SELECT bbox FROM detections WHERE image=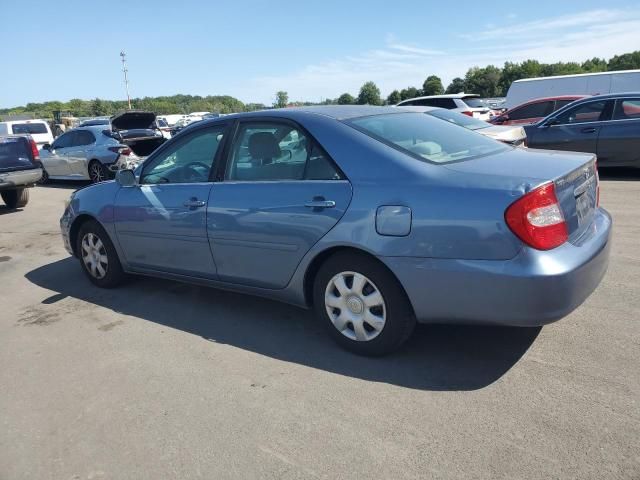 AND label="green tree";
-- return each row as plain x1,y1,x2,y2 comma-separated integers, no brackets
274,91,289,108
607,51,640,70
422,75,444,96
337,93,355,105
399,86,420,101
445,77,466,94
386,90,401,105
464,65,502,97
581,57,608,73
357,81,382,105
